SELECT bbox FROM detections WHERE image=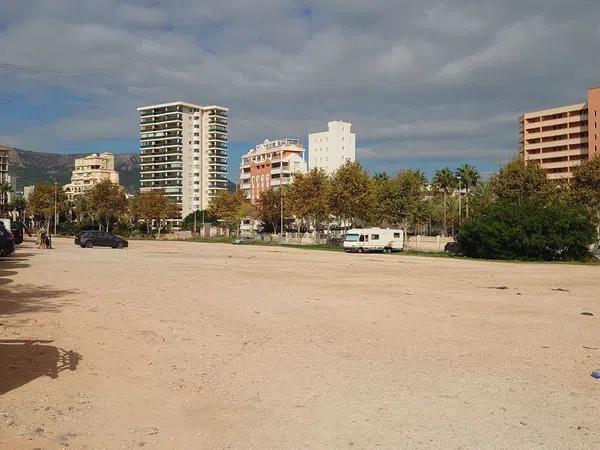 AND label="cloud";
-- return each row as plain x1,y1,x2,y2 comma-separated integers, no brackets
0,0,599,177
